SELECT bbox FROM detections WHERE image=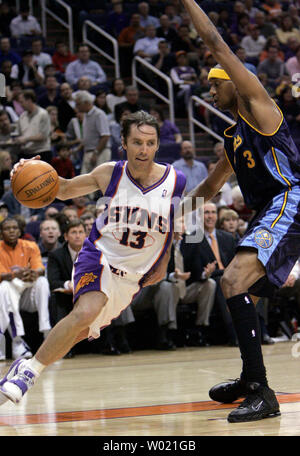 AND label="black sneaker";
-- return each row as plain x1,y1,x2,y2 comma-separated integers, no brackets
227,382,280,423
209,378,247,403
